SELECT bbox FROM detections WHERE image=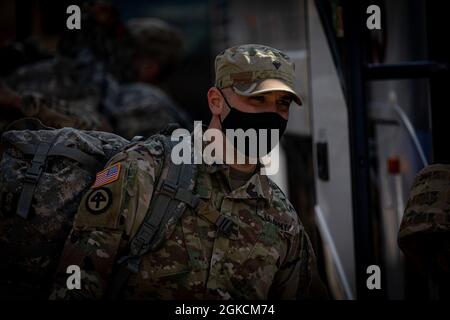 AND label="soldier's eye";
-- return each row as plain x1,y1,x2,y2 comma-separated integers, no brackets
251,96,265,103
278,99,292,108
